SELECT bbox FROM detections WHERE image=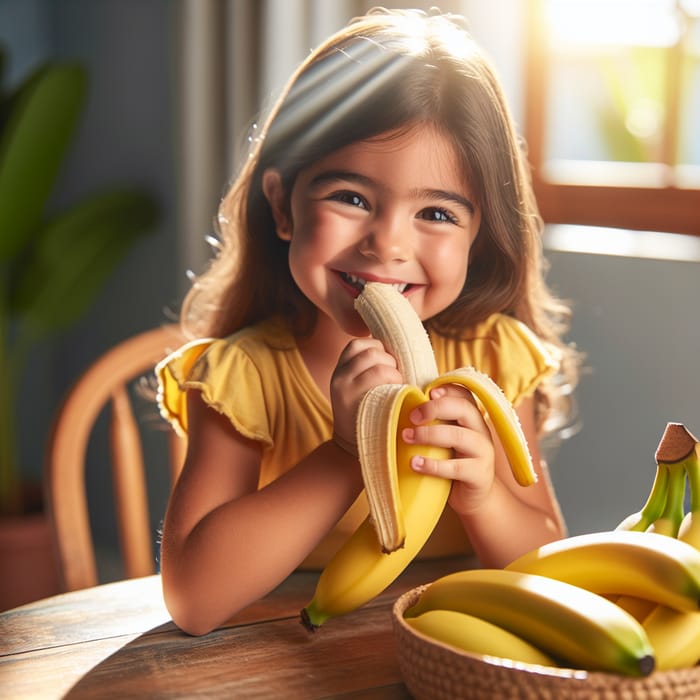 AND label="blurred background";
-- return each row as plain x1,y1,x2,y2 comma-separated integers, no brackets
1,0,698,585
